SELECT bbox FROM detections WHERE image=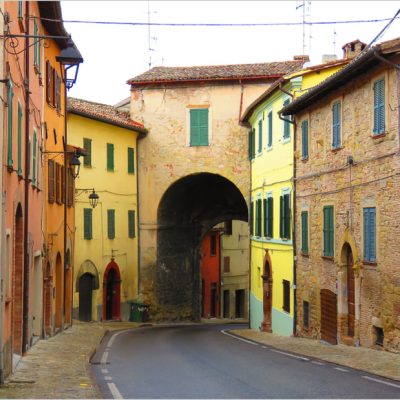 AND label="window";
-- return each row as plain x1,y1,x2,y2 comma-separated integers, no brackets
48,160,55,203
210,234,217,256
33,19,40,72
18,0,23,19
83,138,92,167
32,130,37,185
190,108,208,146
283,99,291,140
107,143,114,171
263,196,273,238
280,193,291,239
373,78,385,135
84,208,92,240
67,168,74,207
303,301,309,329
128,210,135,238
301,211,309,254
258,119,263,153
17,102,23,176
127,147,135,174
249,128,255,160
363,207,376,262
7,81,13,168
283,280,290,313
55,163,61,204
107,209,115,239
255,198,262,237
61,166,65,204
323,206,334,257
332,101,341,149
249,201,254,236
301,120,309,159
267,110,273,148
223,256,230,273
